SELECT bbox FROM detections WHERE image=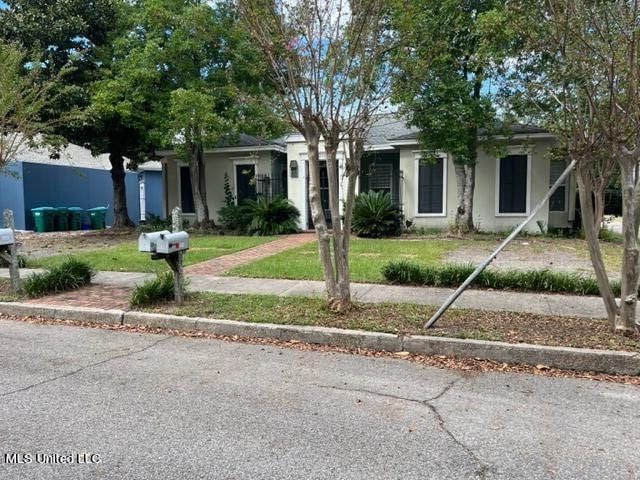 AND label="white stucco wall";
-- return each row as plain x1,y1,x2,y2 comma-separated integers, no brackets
163,150,273,224
399,137,571,233
164,135,572,233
